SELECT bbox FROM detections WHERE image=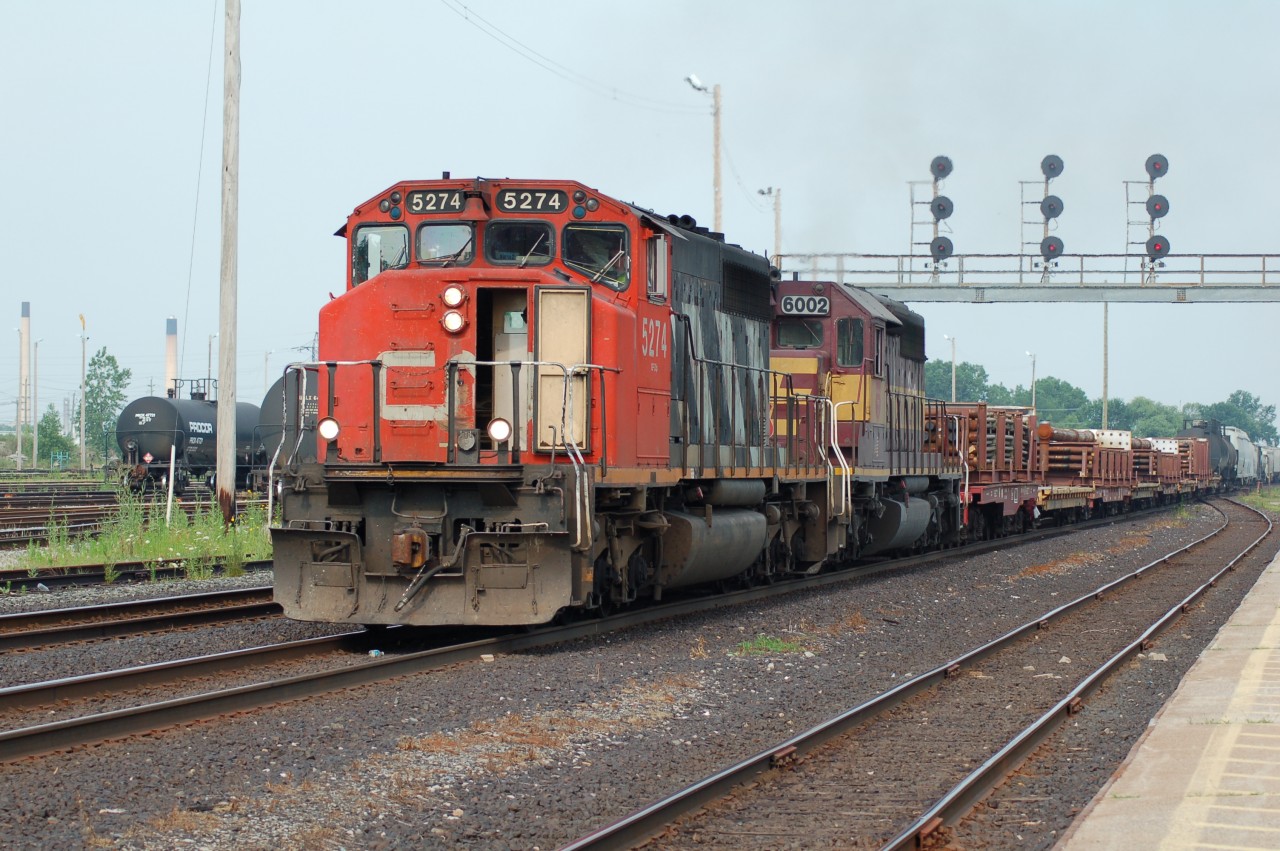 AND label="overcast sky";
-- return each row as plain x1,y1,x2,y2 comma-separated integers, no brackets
2,1,1276,432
